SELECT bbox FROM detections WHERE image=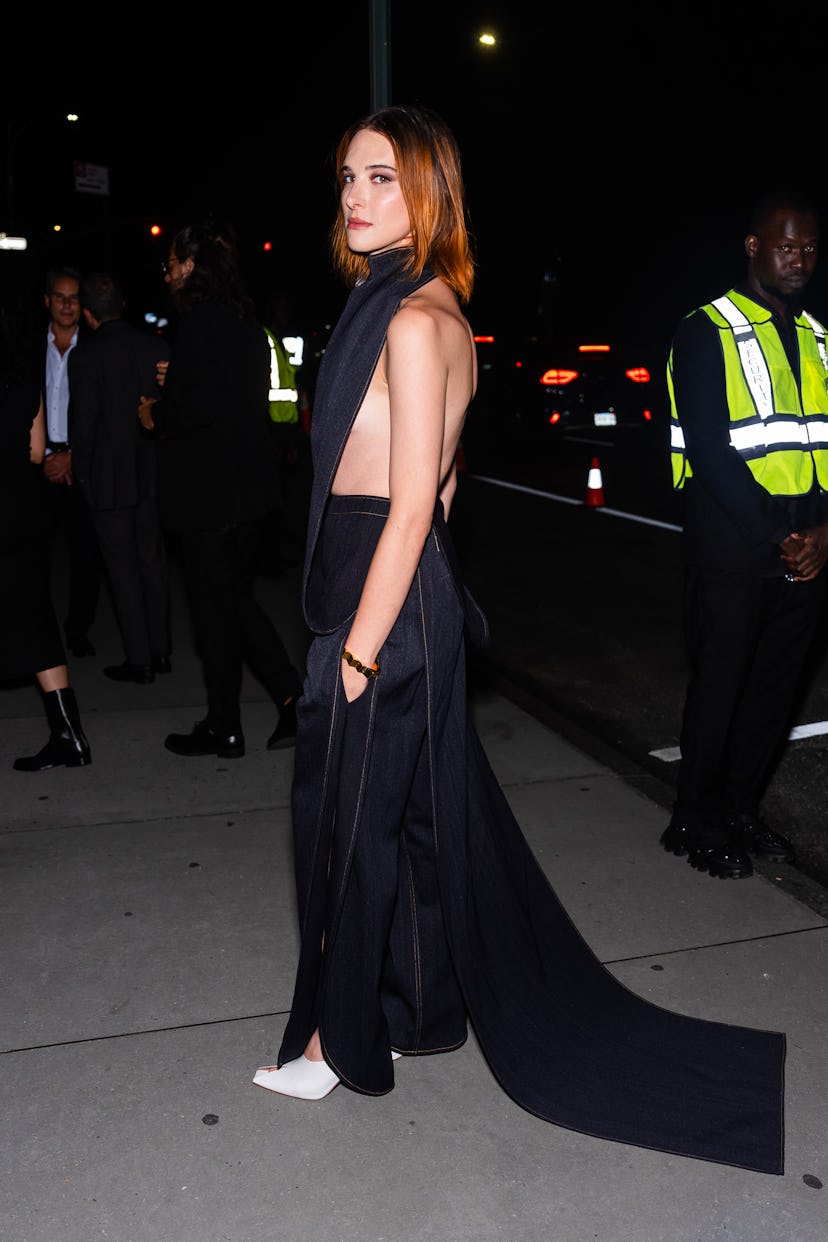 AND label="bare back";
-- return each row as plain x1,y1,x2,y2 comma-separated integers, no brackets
332,276,476,517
